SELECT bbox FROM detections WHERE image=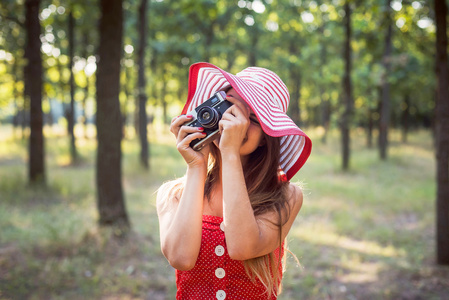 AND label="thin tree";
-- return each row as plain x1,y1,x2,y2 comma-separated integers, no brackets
25,0,45,184
434,0,449,265
68,8,78,162
289,41,301,126
317,0,330,144
379,0,393,160
401,94,410,144
137,0,149,169
160,67,168,124
248,24,260,67
319,24,329,144
96,0,129,229
341,0,353,171
81,32,90,139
